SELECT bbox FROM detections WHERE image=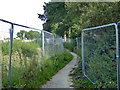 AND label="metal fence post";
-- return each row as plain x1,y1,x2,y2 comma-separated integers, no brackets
82,31,85,75
55,34,56,57
60,37,63,52
62,37,64,52
76,38,78,49
42,30,44,57
62,38,64,51
116,22,120,90
8,24,14,87
53,34,55,57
